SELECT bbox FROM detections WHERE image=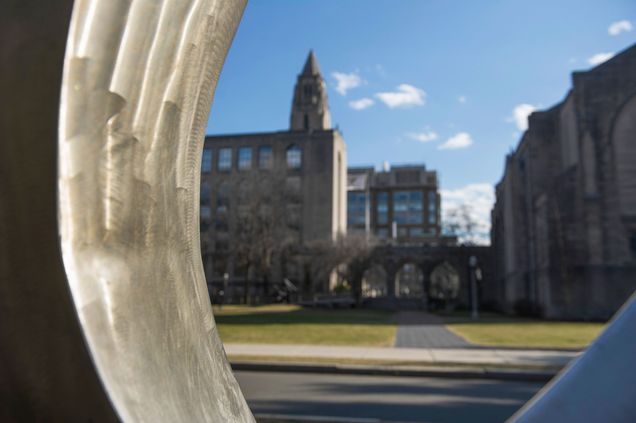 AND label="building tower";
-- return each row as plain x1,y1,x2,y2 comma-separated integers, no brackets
290,50,332,131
